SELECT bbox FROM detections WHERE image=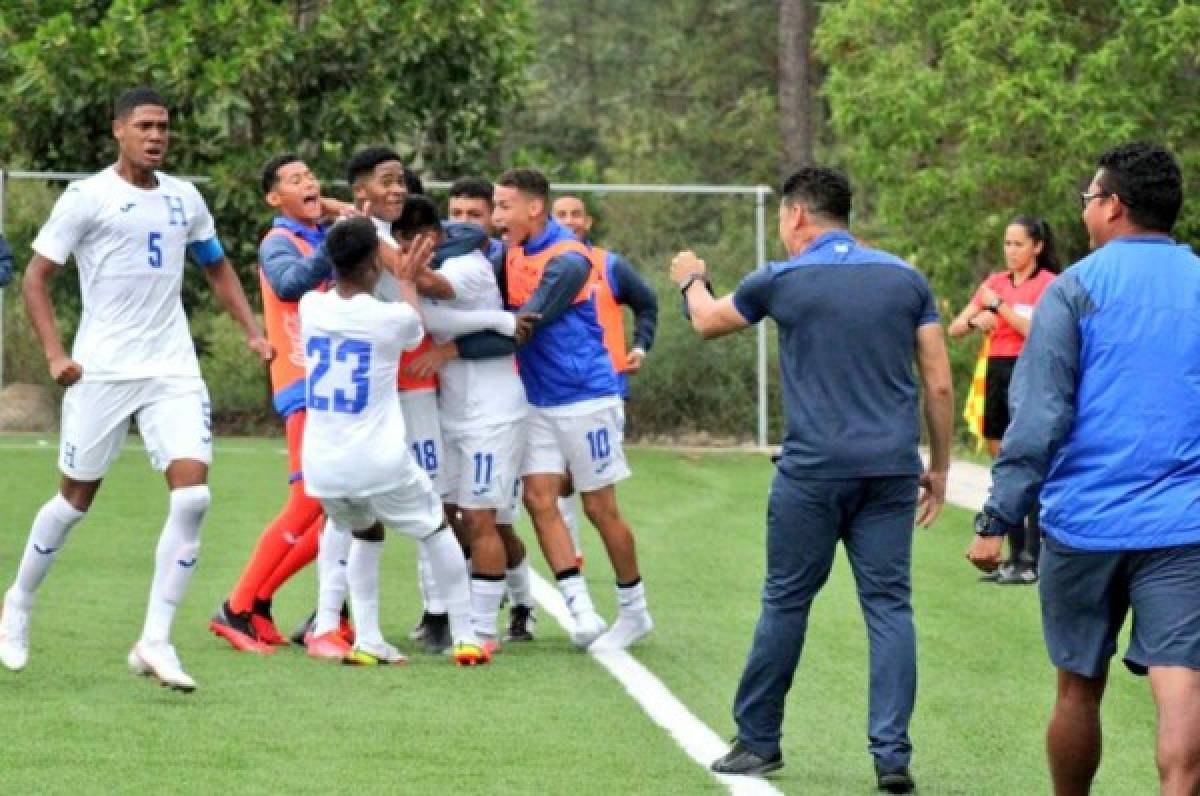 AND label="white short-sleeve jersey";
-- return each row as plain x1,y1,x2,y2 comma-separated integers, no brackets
299,290,425,498
425,250,528,432
31,167,218,381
